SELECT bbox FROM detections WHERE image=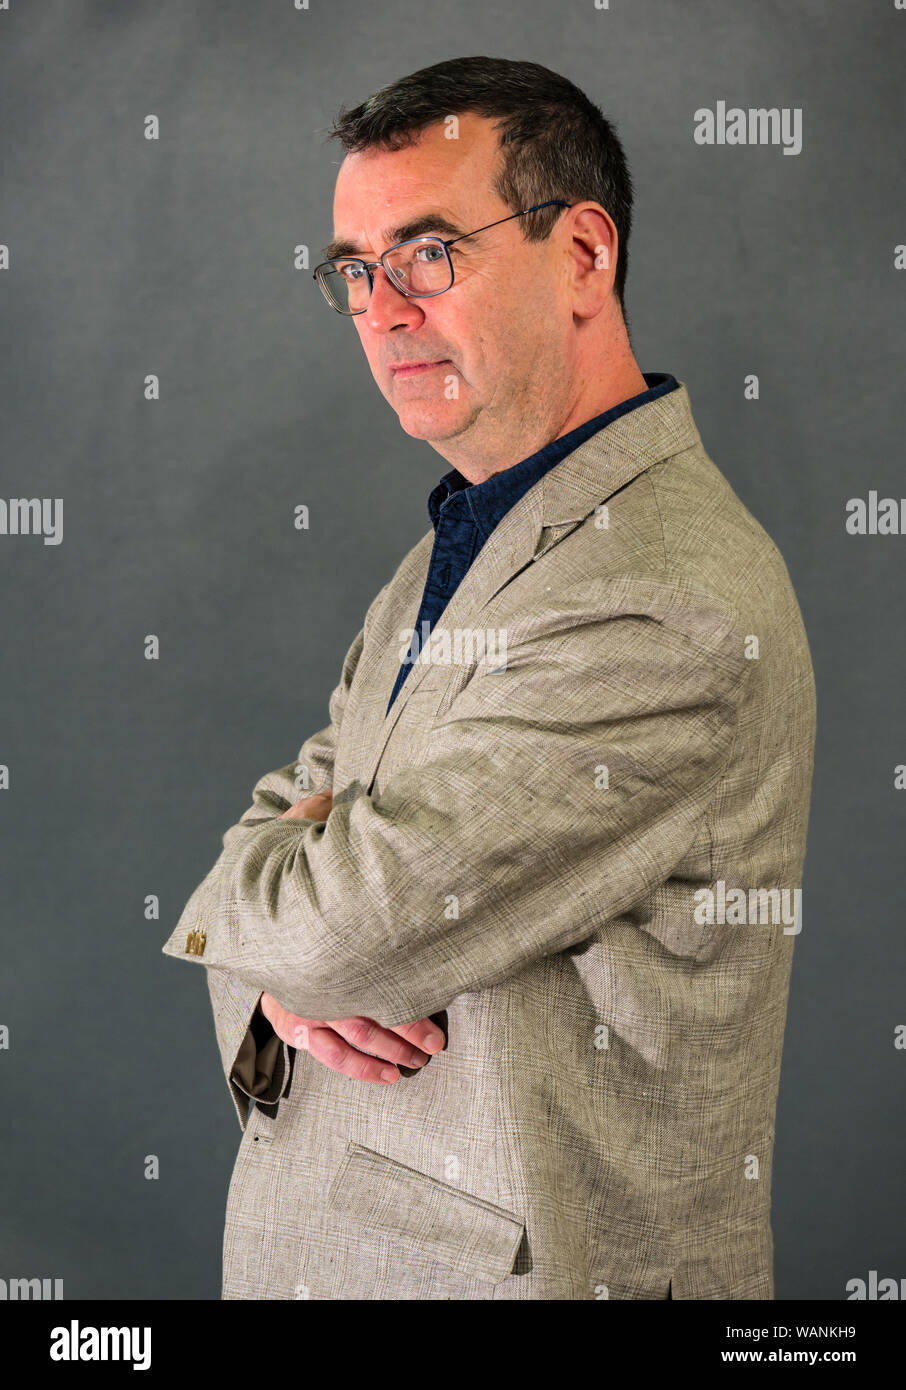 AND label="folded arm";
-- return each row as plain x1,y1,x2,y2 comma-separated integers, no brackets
164,574,752,1029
